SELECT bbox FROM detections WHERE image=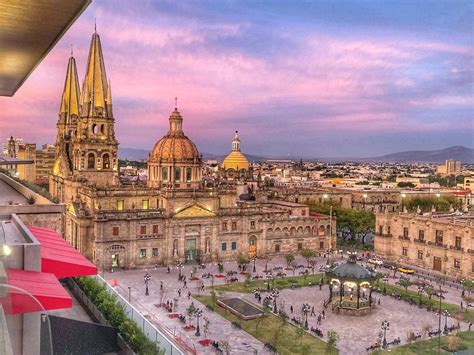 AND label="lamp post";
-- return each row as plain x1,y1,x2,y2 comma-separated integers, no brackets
253,256,257,273
302,303,310,330
443,310,450,335
144,273,151,296
195,308,203,336
417,286,424,307
381,320,389,349
128,286,131,303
